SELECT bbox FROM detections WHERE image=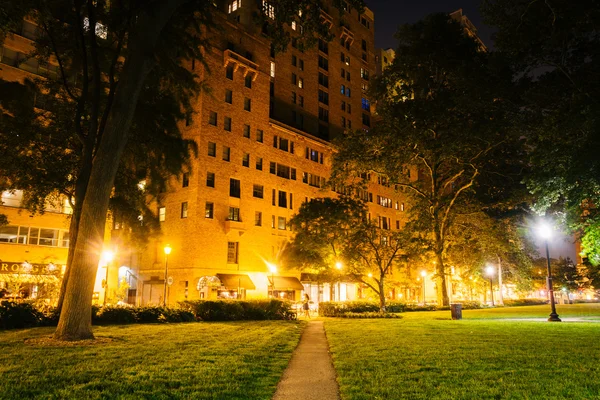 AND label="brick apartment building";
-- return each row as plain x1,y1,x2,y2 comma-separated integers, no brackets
0,2,419,306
